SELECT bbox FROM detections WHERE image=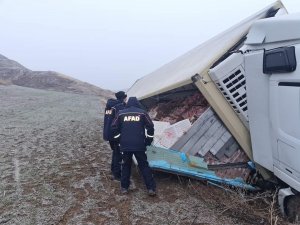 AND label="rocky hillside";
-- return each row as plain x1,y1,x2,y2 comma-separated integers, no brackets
0,54,113,98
